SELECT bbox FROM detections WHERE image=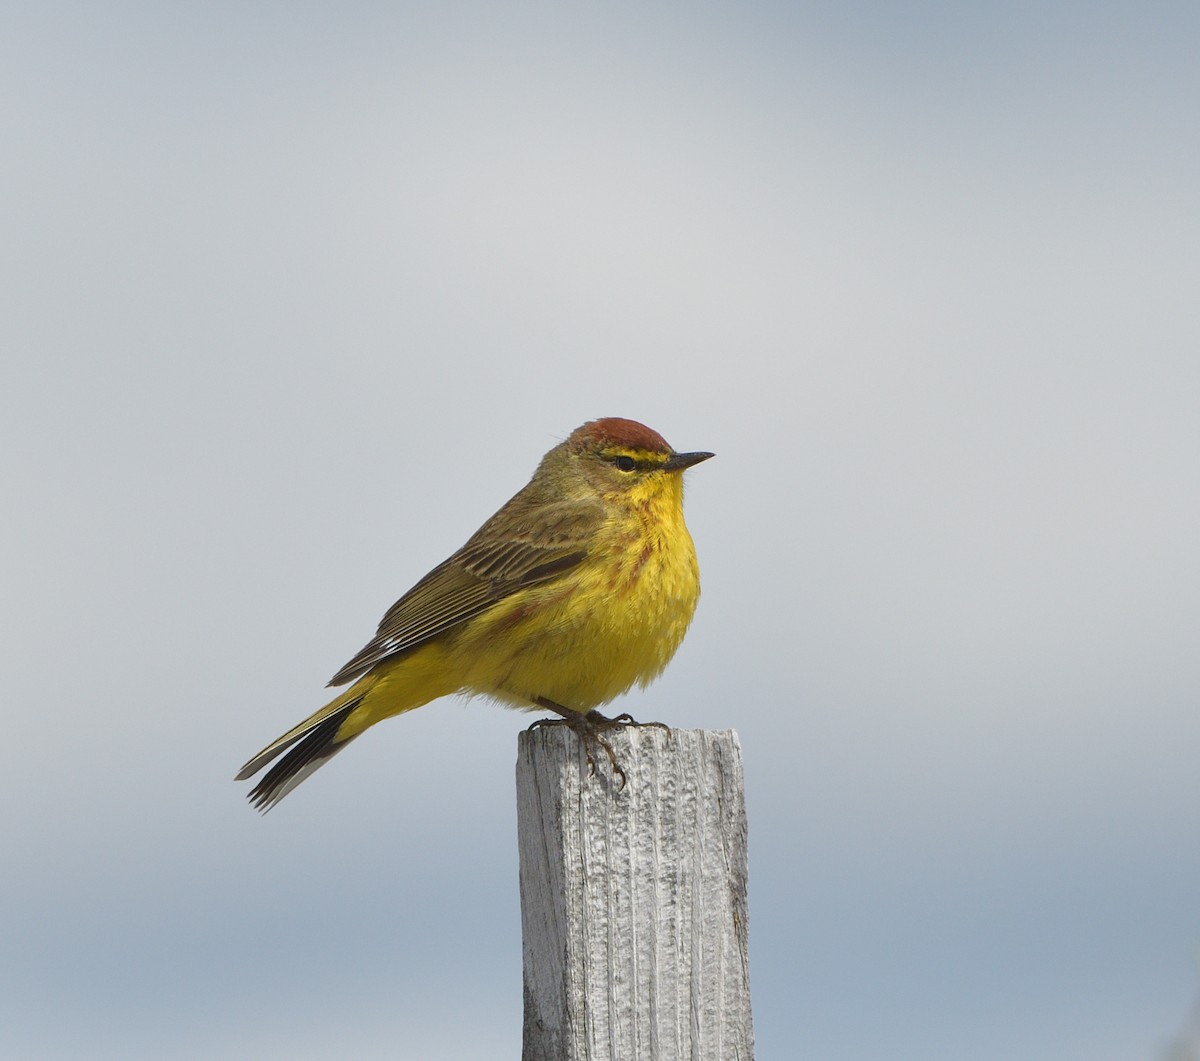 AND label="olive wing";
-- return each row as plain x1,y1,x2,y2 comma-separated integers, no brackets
327,498,599,686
